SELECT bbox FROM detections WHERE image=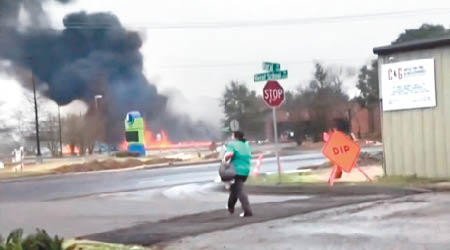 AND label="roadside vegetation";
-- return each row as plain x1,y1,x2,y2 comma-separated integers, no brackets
0,229,151,250
0,229,63,250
